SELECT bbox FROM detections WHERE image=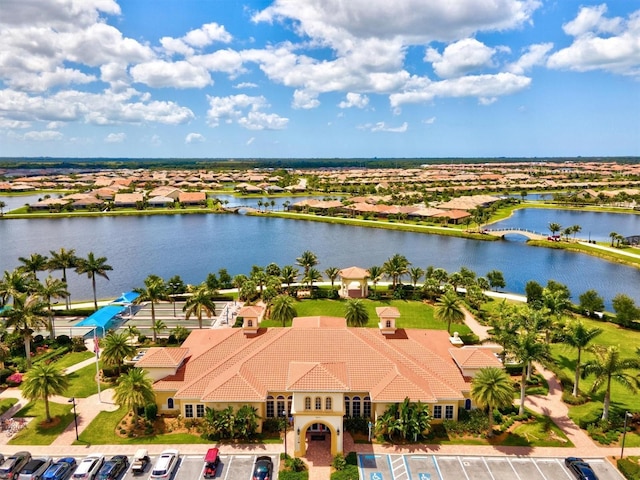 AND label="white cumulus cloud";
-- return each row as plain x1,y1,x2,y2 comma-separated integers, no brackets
339,92,369,108
105,132,126,143
207,94,288,130
359,121,408,133
185,133,205,143
426,38,498,78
